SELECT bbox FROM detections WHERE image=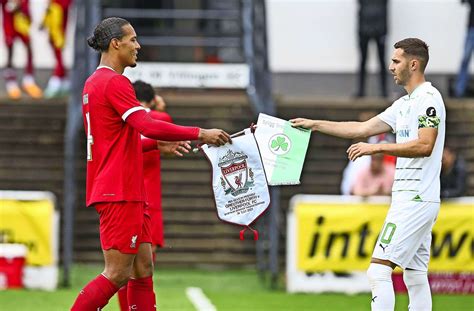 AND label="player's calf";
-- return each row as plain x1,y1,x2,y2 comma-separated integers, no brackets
367,263,395,311
403,269,431,311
